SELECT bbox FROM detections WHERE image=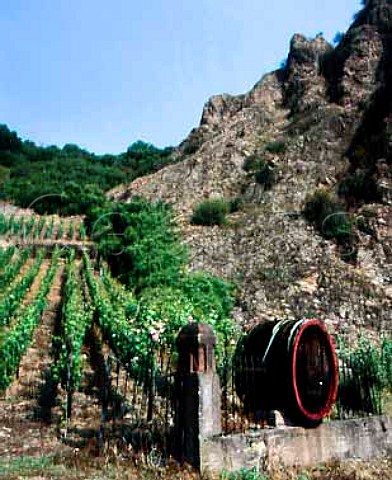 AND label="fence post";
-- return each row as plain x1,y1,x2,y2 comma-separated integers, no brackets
174,323,222,469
